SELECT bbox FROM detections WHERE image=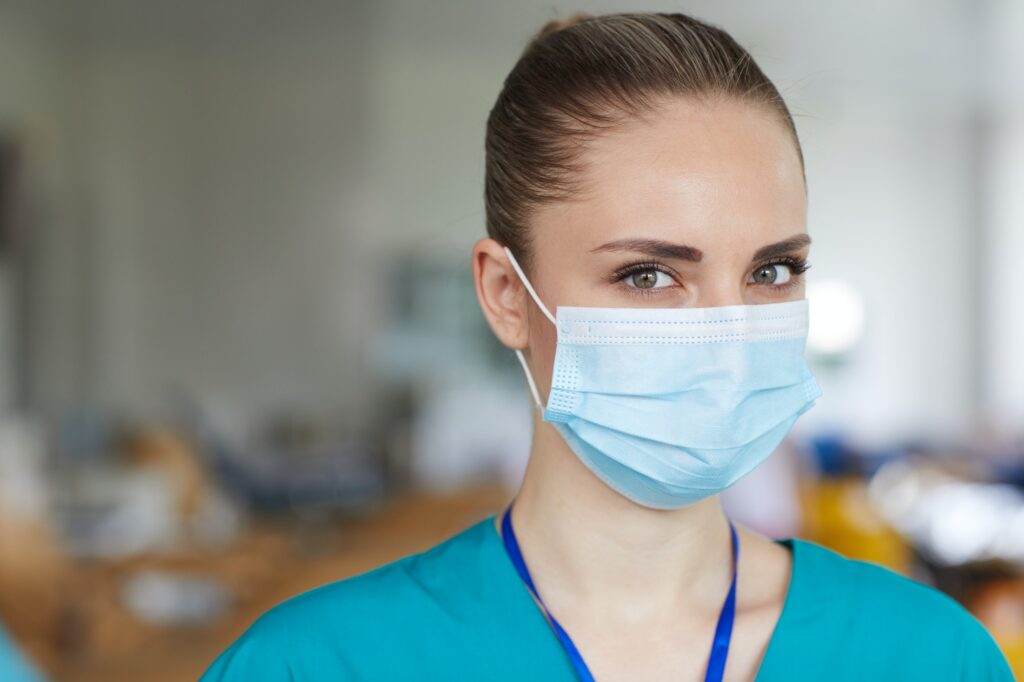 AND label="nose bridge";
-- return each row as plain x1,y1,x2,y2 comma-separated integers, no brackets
698,270,746,308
